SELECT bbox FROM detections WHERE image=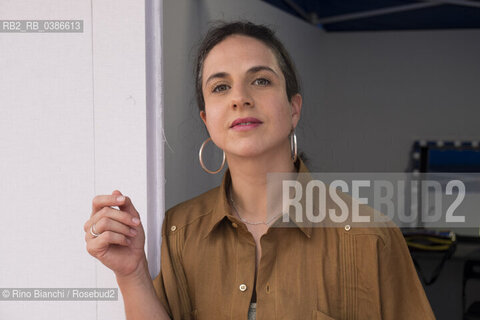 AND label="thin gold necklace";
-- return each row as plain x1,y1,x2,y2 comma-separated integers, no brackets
229,187,283,226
